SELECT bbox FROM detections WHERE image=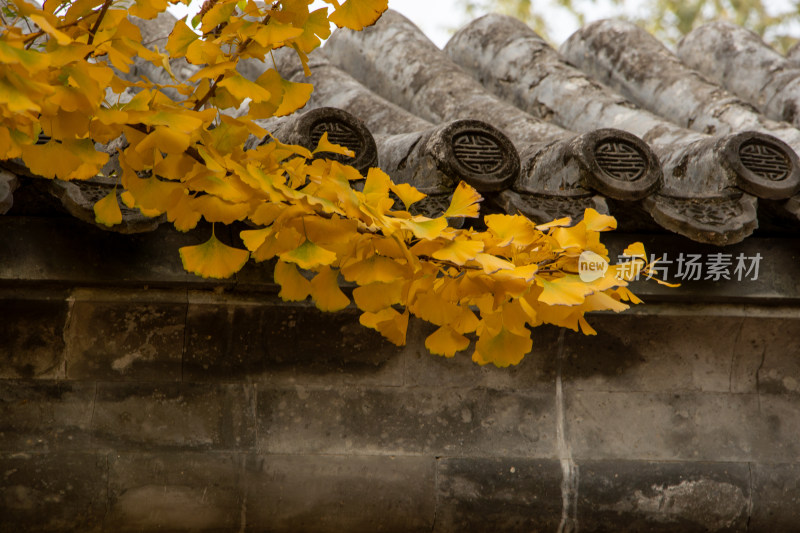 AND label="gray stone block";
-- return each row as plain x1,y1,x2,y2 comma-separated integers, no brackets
0,216,227,287
731,317,800,395
562,315,738,393
65,291,186,381
0,451,107,532
576,460,750,532
403,320,558,391
0,295,68,379
107,451,244,532
92,383,255,450
566,390,770,462
244,454,435,532
434,457,563,532
184,297,403,385
750,463,800,532
256,386,555,456
0,381,95,451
